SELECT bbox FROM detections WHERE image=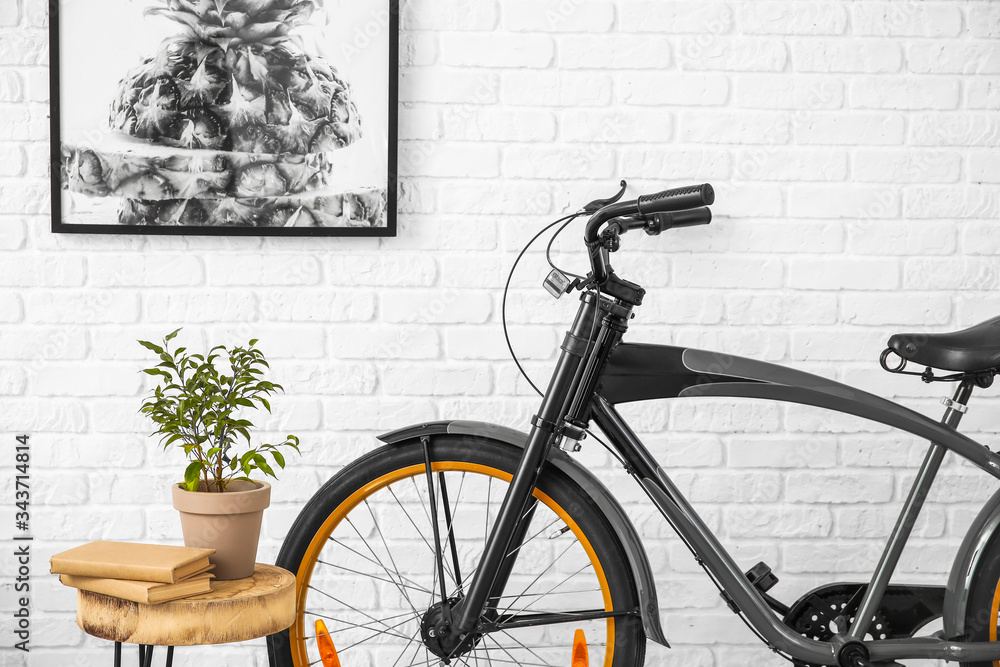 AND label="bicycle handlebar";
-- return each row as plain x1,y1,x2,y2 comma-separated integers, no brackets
583,183,715,285
583,182,714,243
